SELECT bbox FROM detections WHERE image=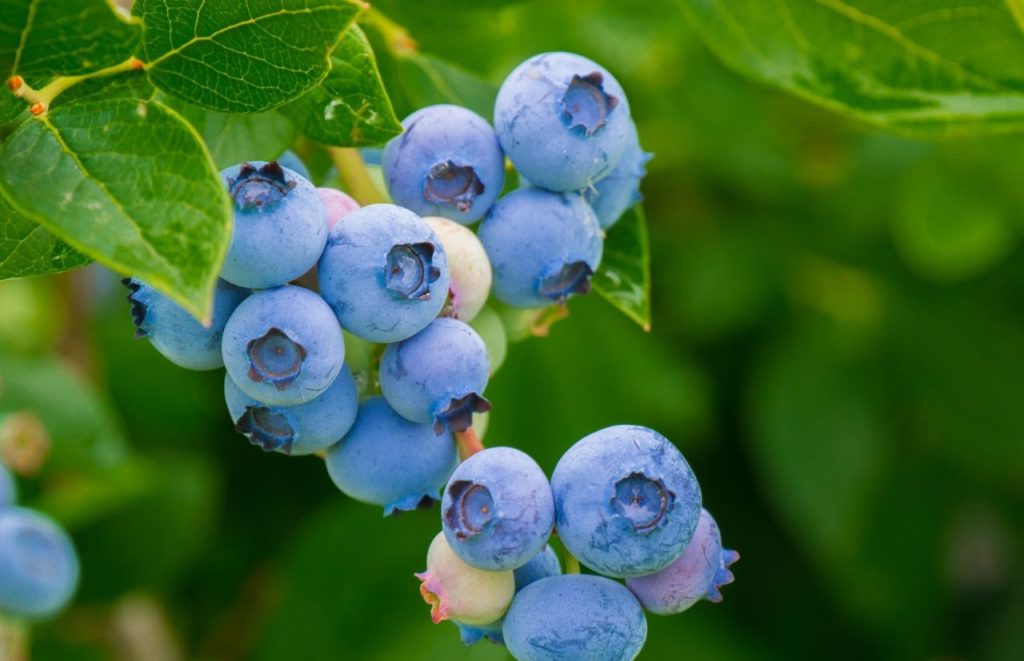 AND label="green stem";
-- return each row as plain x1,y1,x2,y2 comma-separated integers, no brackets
327,147,386,206
0,615,29,661
564,552,581,575
9,57,142,114
363,7,418,57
